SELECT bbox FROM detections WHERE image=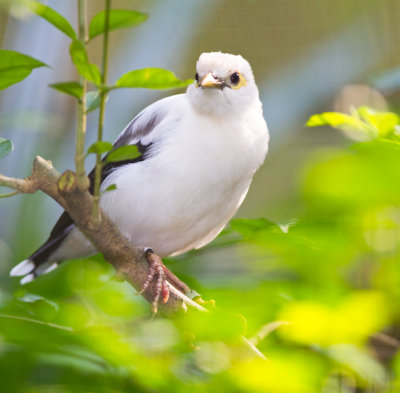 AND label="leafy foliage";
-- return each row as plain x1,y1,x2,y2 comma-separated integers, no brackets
87,141,113,156
24,0,77,39
105,145,140,163
49,81,83,98
307,106,400,140
89,9,148,39
116,68,194,89
0,50,47,90
85,91,106,113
